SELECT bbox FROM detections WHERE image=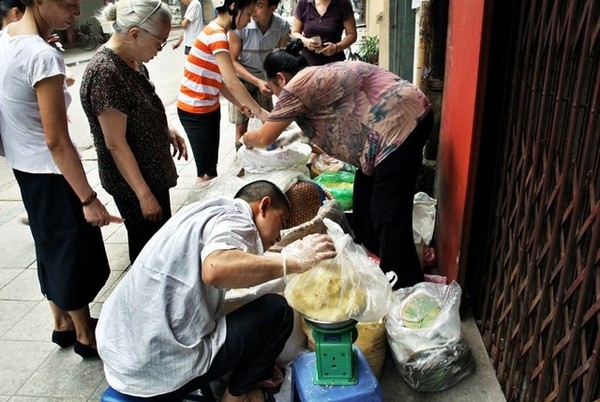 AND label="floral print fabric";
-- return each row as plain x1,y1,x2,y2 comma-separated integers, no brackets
268,61,432,175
